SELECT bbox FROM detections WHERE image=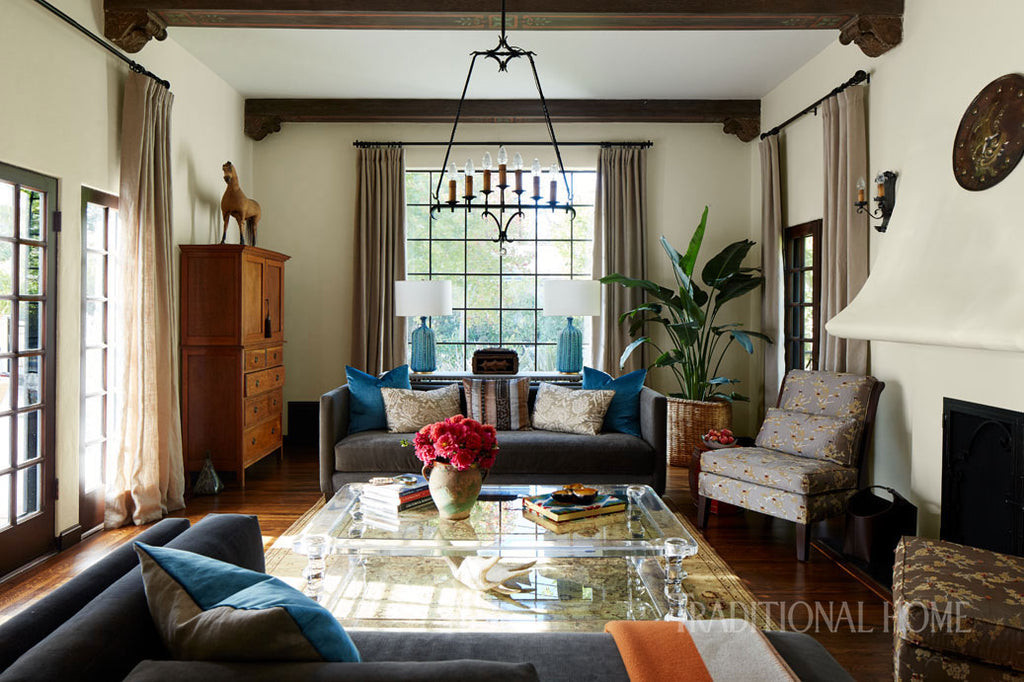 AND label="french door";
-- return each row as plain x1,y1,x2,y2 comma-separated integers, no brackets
0,162,58,577
80,188,118,532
